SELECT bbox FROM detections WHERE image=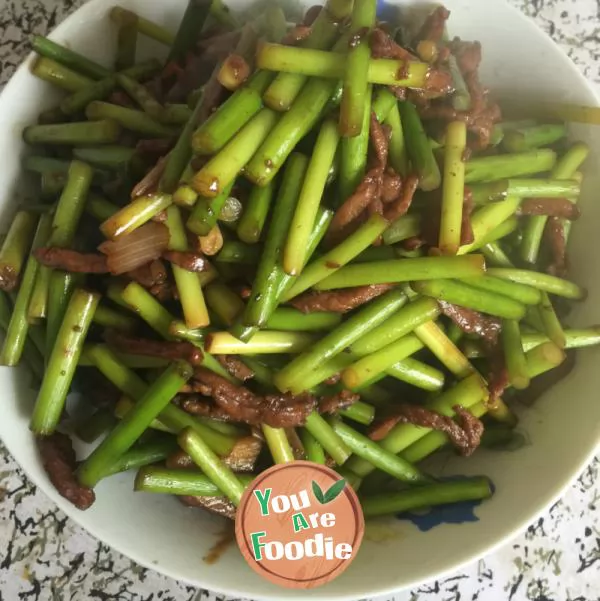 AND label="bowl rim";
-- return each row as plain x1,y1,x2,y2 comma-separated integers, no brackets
1,0,599,598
